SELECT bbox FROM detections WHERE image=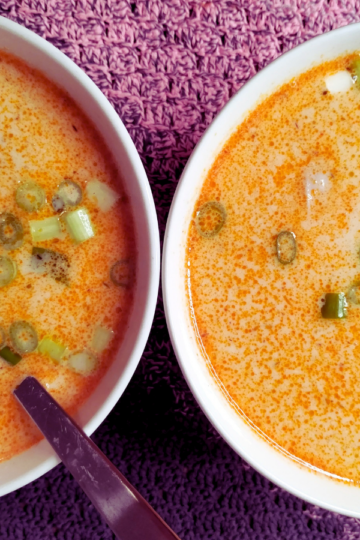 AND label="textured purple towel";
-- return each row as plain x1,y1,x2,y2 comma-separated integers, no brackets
1,1,360,539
